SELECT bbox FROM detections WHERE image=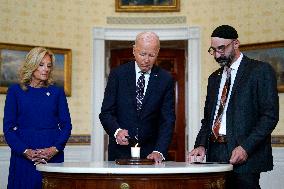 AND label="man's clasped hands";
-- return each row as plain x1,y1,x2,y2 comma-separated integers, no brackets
23,146,58,165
